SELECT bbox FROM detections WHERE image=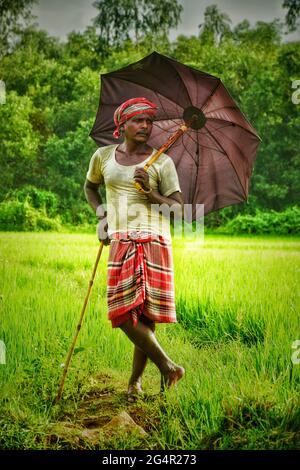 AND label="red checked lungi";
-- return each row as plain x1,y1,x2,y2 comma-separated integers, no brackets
107,231,177,328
